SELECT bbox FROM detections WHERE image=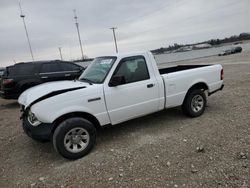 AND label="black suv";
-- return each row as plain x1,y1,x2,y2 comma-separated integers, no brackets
0,60,84,99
